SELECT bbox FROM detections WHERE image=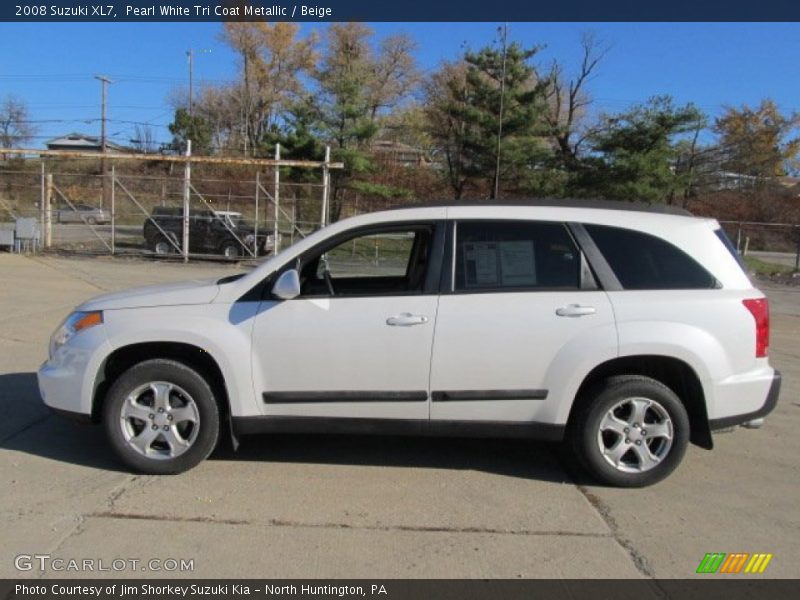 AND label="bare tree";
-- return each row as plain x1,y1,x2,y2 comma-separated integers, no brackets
544,33,608,170
367,34,419,120
131,123,157,153
220,22,317,156
0,95,37,149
